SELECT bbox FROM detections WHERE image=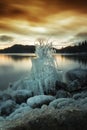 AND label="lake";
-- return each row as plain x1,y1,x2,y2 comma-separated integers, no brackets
0,53,87,90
